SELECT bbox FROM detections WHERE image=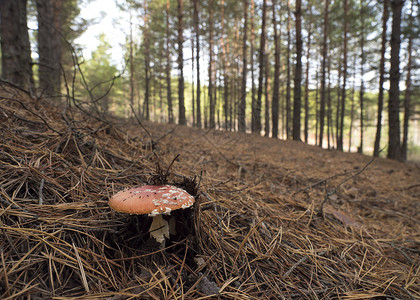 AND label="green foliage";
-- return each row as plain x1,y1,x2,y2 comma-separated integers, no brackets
79,33,121,113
